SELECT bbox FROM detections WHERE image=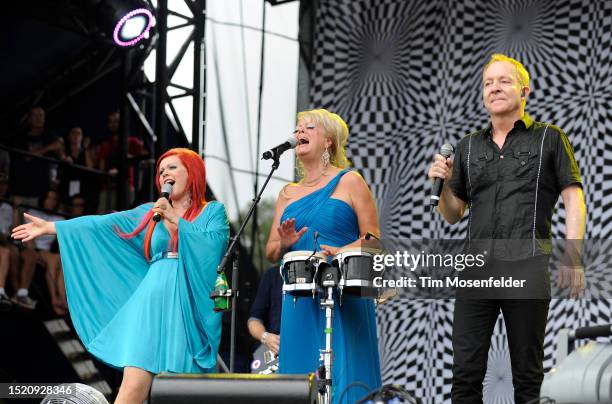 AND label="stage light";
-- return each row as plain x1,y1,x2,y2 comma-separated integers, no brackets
88,0,155,47
113,7,154,47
